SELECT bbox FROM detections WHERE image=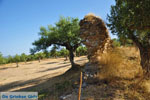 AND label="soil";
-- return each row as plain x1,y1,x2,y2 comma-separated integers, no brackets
0,56,88,92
